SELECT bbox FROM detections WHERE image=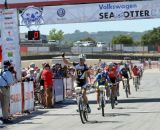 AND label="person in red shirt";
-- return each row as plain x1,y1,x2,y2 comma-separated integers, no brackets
132,65,140,77
132,65,140,85
107,64,118,105
41,63,53,108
